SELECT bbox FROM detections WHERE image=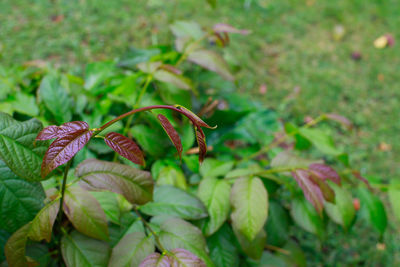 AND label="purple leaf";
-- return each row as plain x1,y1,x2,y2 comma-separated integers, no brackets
213,23,251,35
169,248,206,266
139,252,172,267
325,113,353,130
309,163,341,185
352,171,373,191
157,114,183,159
292,169,324,215
104,132,144,166
36,121,90,141
36,125,60,140
195,128,207,163
308,175,336,203
175,105,217,129
41,127,93,177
